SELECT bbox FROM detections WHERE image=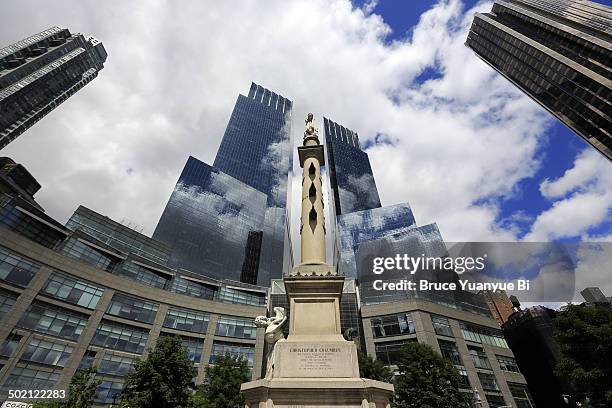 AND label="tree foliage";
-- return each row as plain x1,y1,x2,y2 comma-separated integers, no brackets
120,335,197,408
554,303,612,407
358,351,394,383
393,342,471,408
33,367,101,408
190,353,250,408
